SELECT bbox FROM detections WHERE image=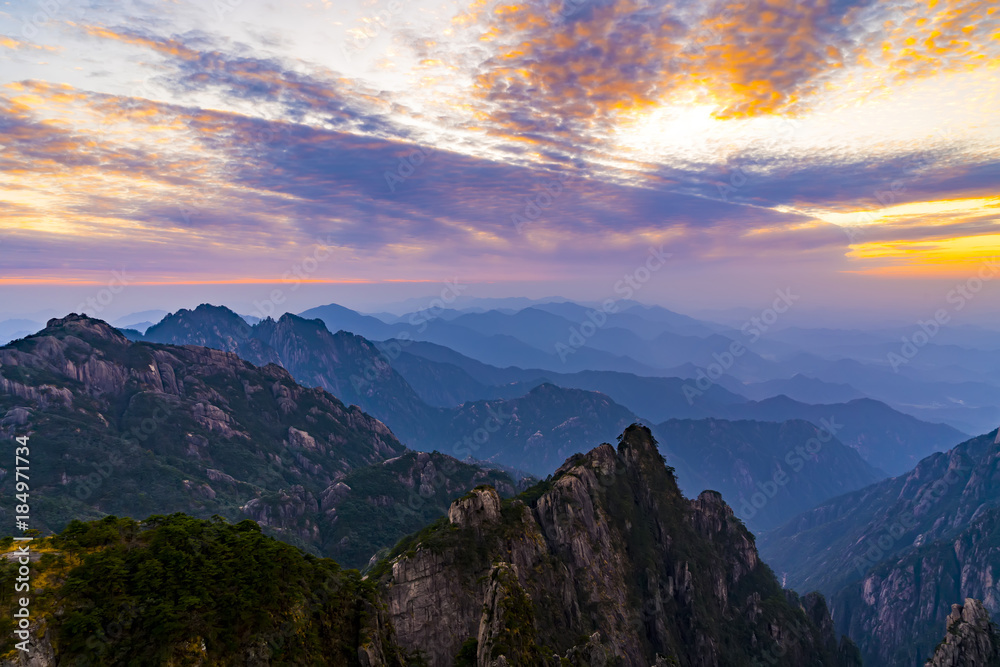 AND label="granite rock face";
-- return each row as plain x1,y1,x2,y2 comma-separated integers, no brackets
763,428,1000,666
925,599,1000,667
380,424,858,667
